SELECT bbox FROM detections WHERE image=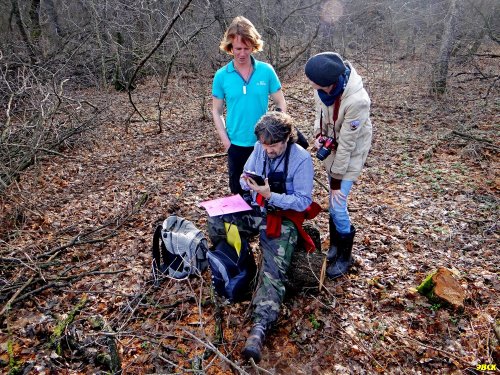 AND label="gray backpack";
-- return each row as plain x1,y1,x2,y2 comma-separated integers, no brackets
152,215,208,284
